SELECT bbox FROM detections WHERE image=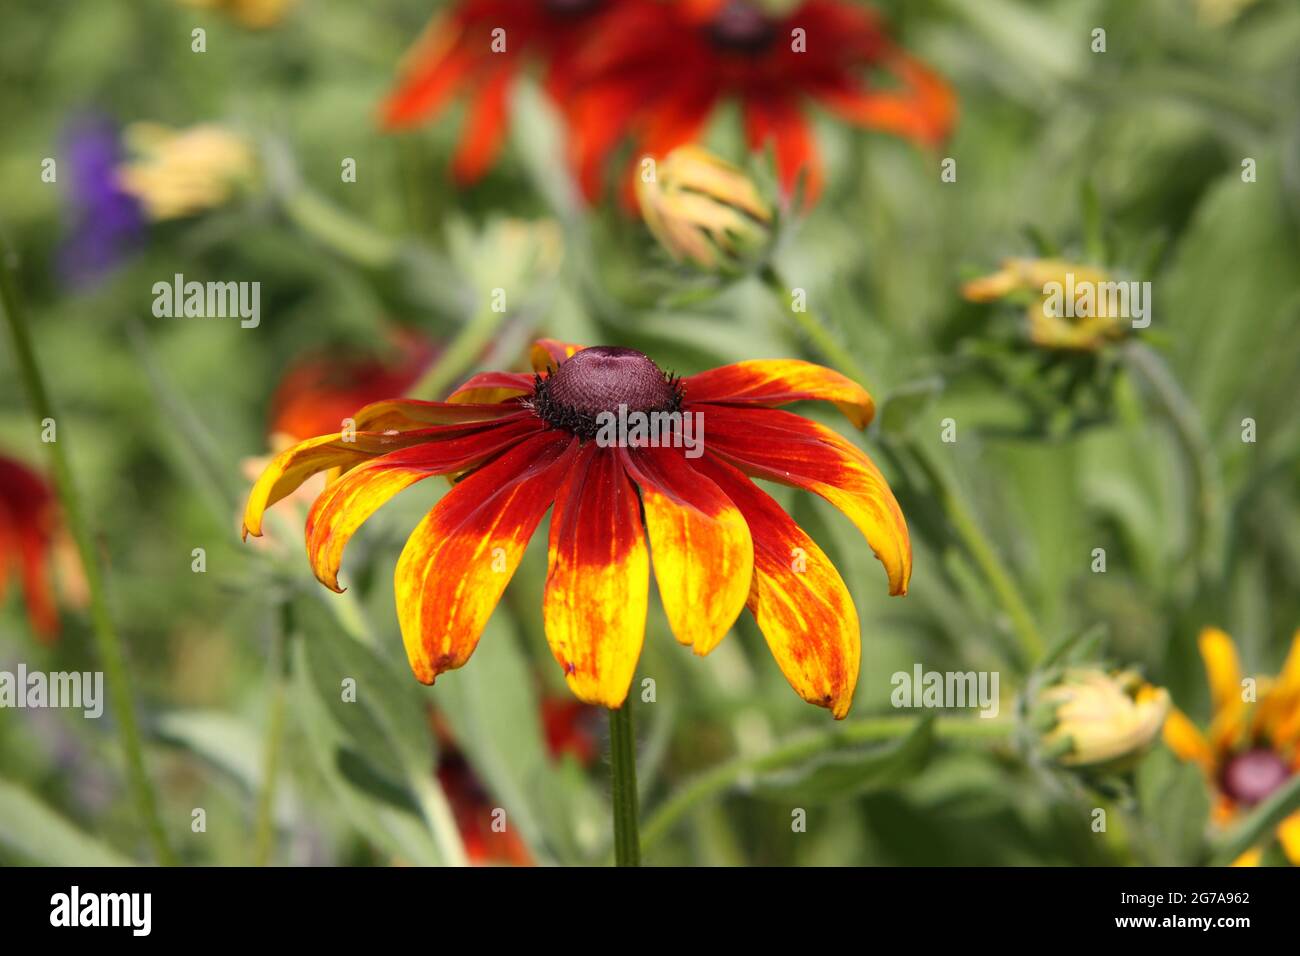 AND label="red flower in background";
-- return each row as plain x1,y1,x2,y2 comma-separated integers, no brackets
566,0,955,203
267,332,436,443
381,0,615,183
434,697,599,865
0,455,61,640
